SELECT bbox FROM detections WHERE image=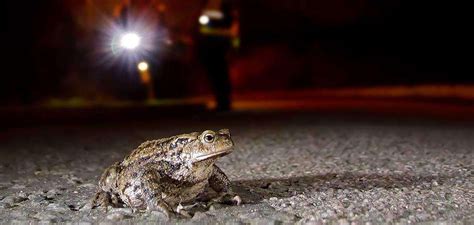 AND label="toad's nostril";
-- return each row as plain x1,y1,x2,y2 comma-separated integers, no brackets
218,129,230,136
